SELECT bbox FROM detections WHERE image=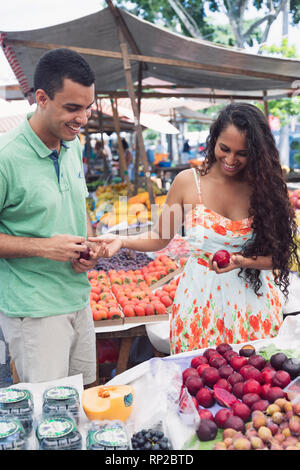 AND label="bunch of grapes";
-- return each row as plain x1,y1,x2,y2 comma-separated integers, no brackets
95,248,153,272
131,428,172,450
